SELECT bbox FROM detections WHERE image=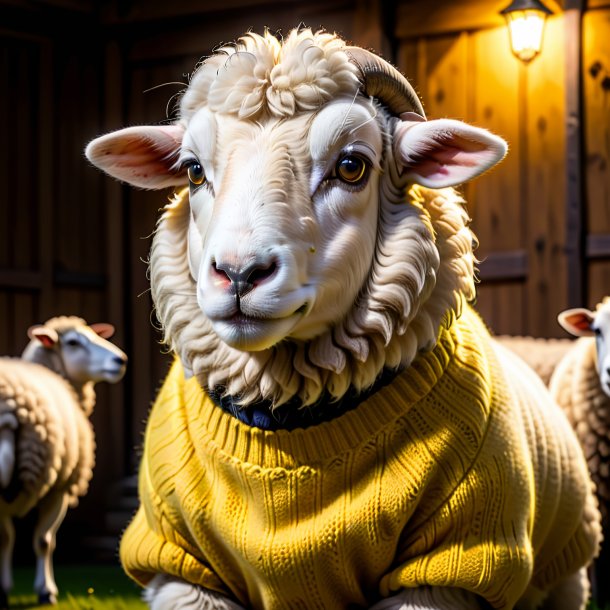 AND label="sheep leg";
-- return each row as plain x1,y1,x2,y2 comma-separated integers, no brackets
32,492,69,605
144,575,246,610
0,517,15,610
368,587,483,609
